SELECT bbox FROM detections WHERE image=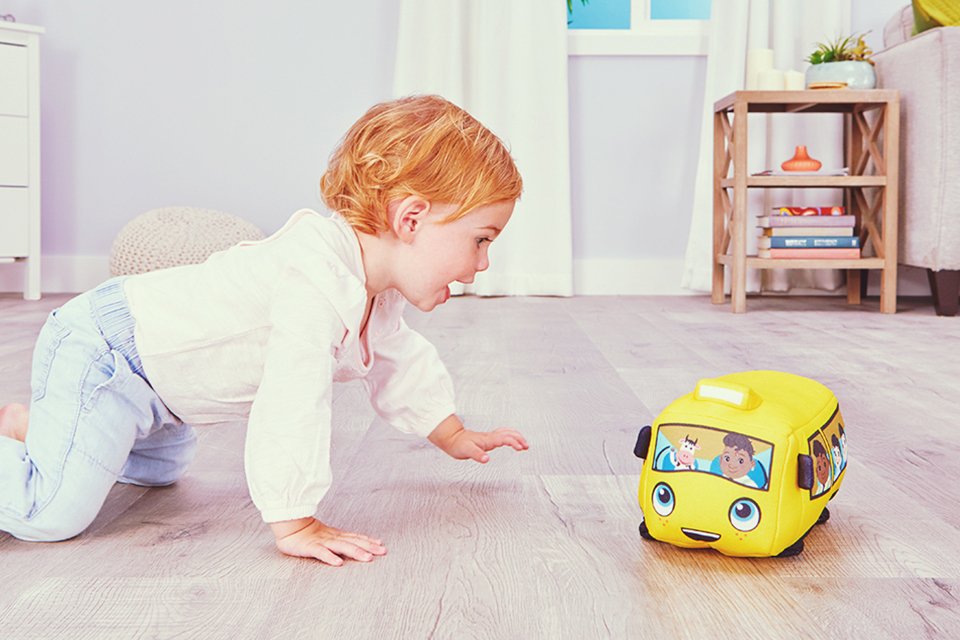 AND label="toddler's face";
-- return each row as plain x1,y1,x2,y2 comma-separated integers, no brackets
399,200,514,311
